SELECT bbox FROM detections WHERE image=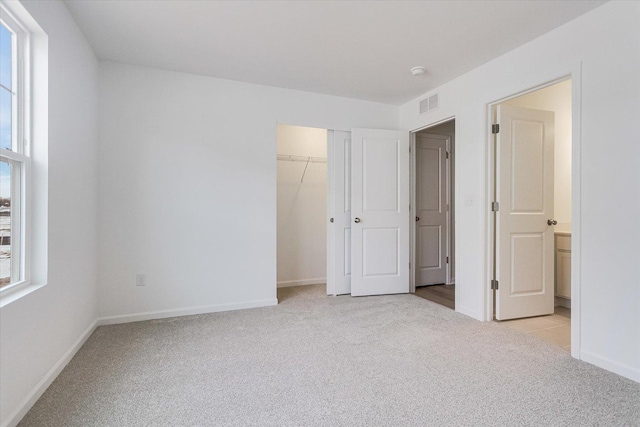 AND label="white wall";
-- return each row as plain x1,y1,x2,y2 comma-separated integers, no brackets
504,79,572,227
97,61,398,321
0,1,99,426
277,125,327,287
400,1,640,381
